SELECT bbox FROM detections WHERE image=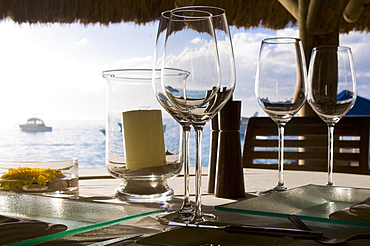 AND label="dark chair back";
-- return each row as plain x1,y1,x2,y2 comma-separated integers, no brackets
242,117,370,174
